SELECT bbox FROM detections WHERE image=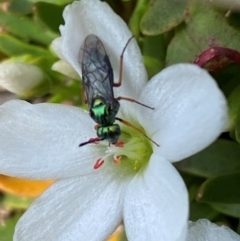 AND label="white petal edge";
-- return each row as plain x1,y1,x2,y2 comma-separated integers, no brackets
137,63,228,162
50,37,66,61
0,100,104,179
123,154,188,241
52,60,80,80
187,219,240,241
14,166,132,241
59,0,148,118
